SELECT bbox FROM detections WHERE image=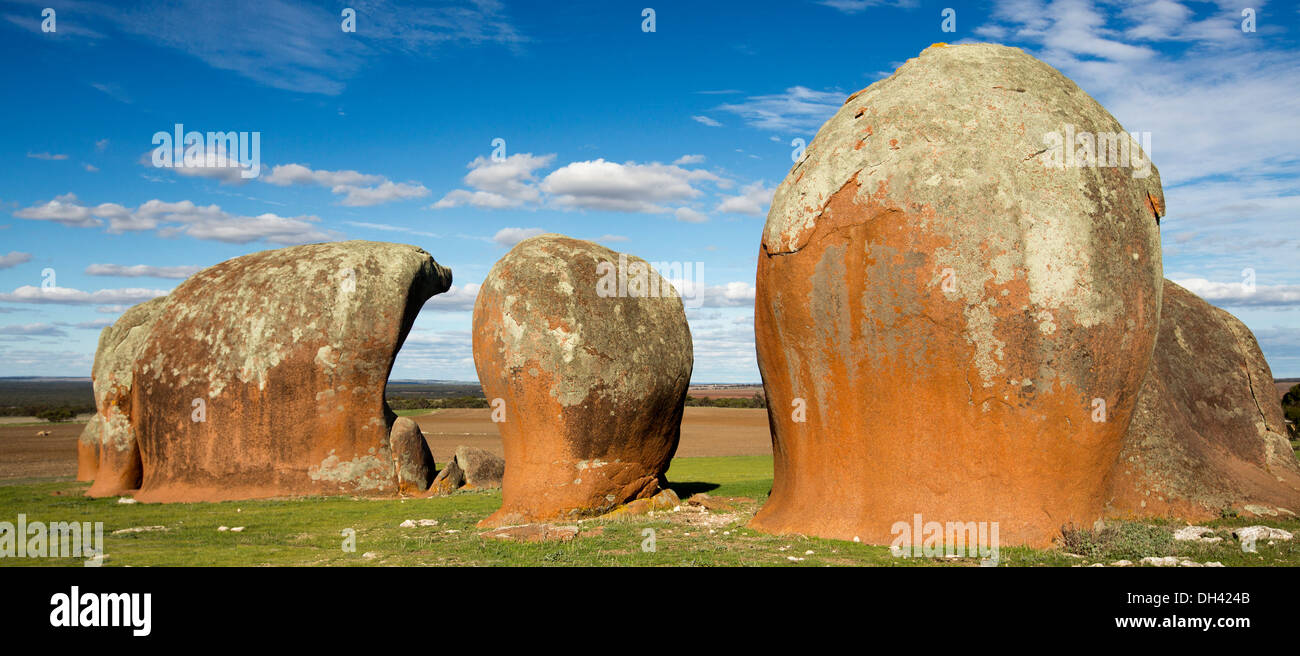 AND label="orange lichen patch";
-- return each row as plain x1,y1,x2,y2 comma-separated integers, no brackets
1145,191,1164,220
929,42,948,48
